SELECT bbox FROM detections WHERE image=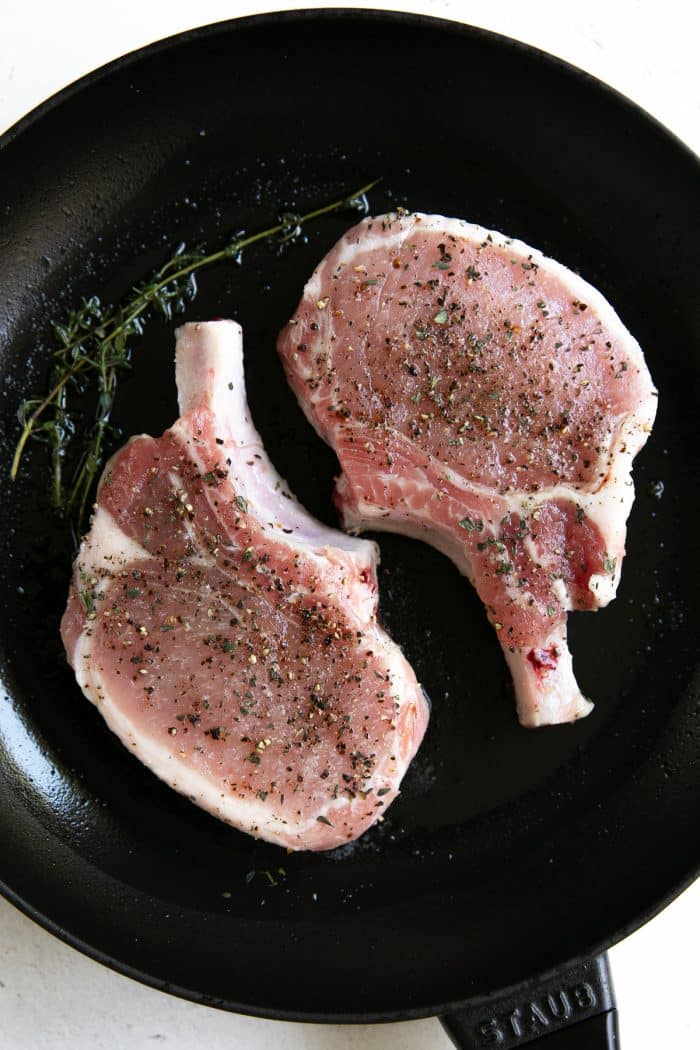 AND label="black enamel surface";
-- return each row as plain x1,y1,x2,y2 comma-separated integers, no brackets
0,10,698,1021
